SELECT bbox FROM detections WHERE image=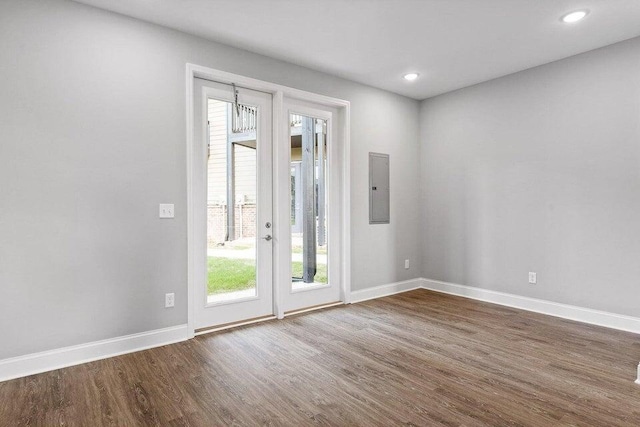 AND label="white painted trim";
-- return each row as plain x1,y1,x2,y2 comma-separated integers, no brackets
0,325,189,383
272,90,285,320
340,105,351,304
421,278,640,335
636,363,640,385
186,64,351,333
350,279,423,303
186,64,196,339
